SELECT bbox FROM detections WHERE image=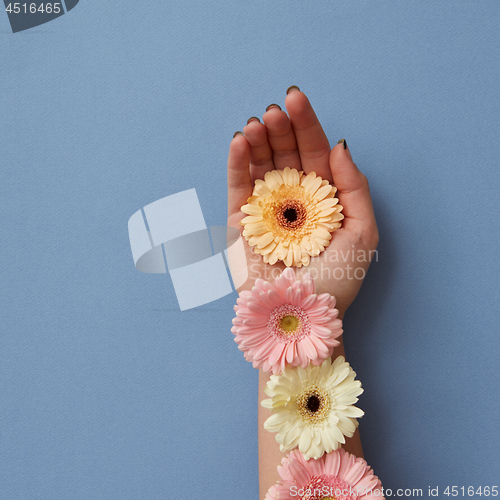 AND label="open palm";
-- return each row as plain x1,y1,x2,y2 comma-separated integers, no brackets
227,89,378,317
